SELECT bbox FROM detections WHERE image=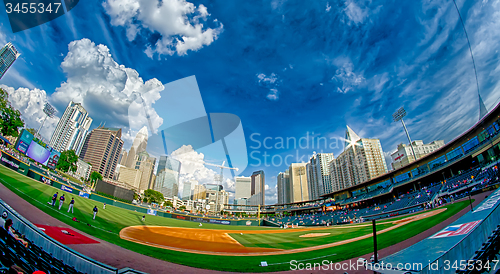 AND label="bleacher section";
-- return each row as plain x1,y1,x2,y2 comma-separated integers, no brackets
0,199,144,274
